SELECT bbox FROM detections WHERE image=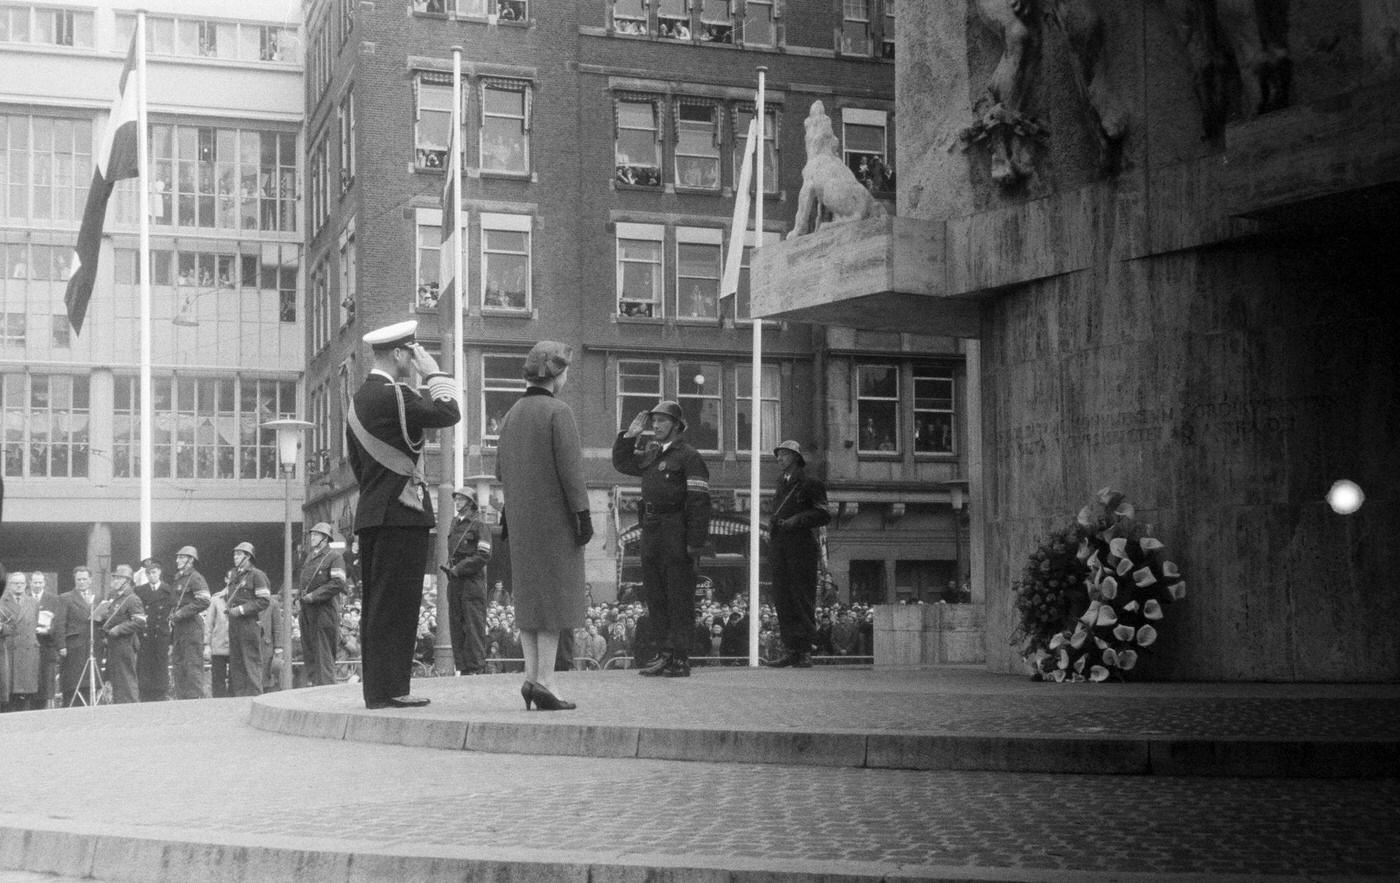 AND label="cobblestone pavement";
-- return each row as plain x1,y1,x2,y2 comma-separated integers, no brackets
1,698,1397,880
277,666,1400,739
